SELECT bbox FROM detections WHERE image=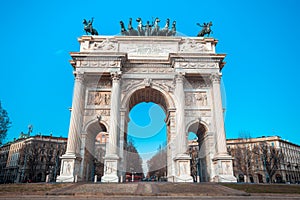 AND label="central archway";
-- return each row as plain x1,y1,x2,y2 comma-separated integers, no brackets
121,87,174,181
